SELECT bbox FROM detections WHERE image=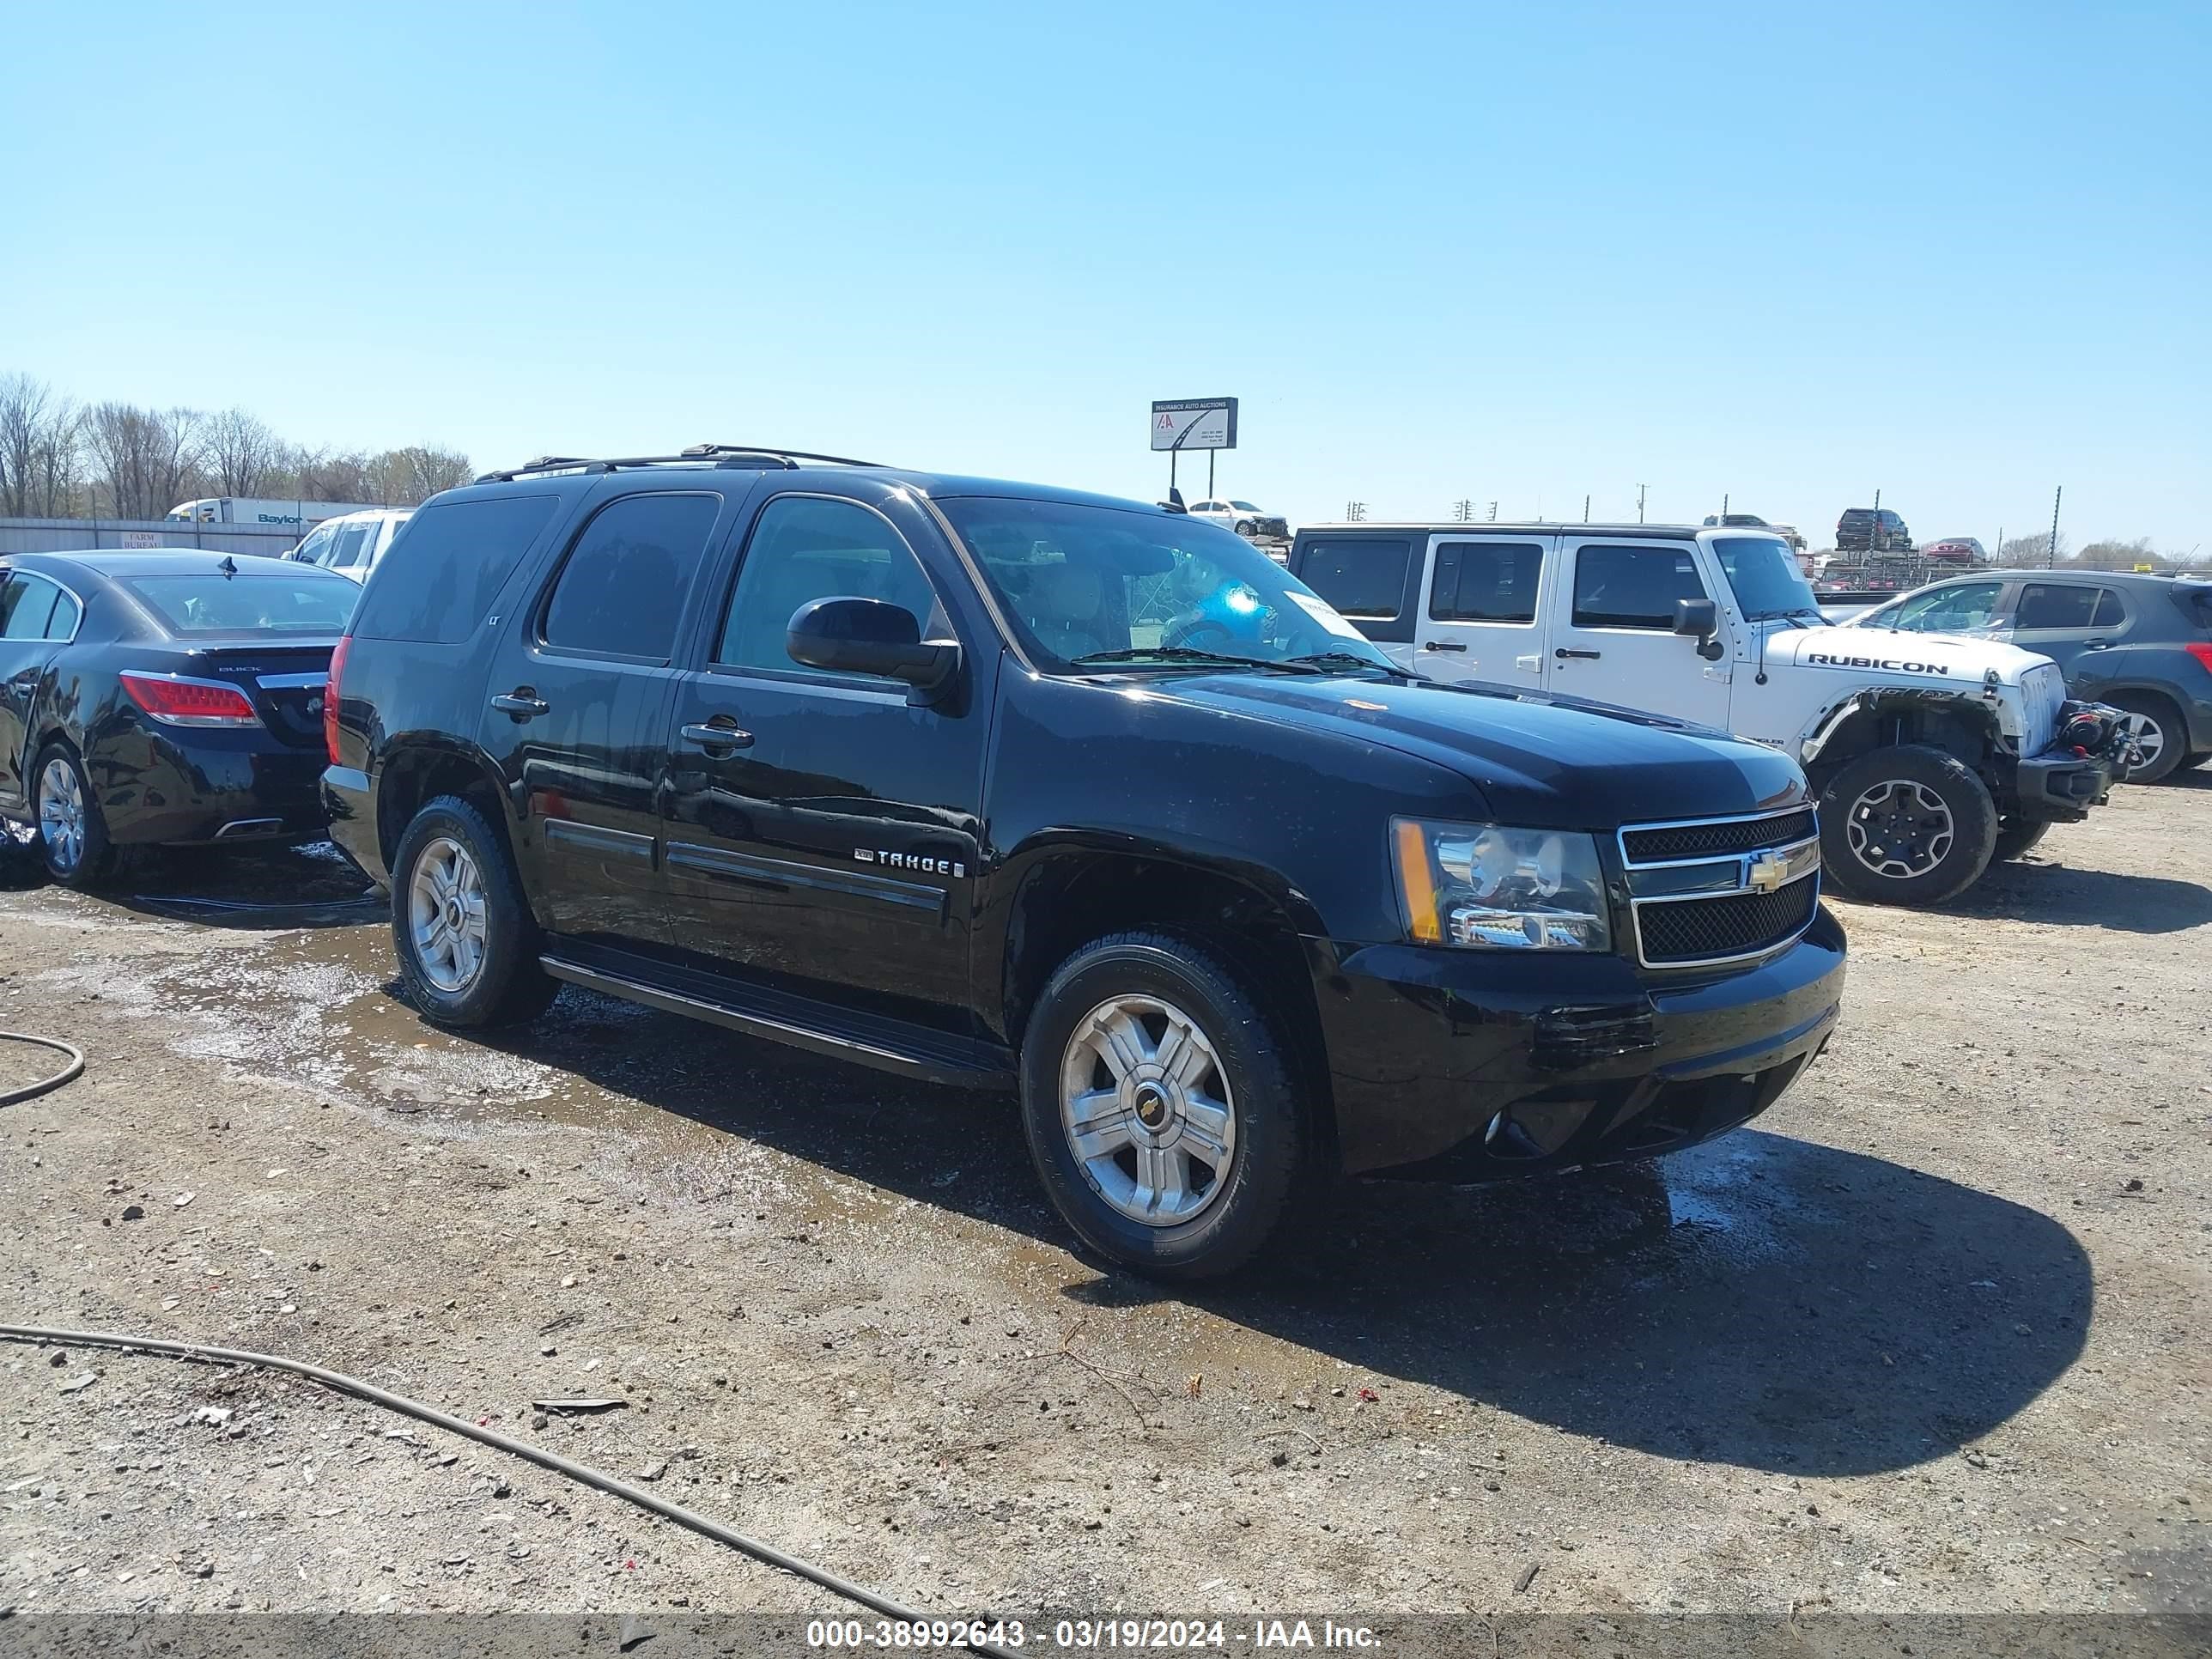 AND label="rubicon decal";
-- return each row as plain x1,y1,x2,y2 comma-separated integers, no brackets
856,849,967,878
1805,652,1951,675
